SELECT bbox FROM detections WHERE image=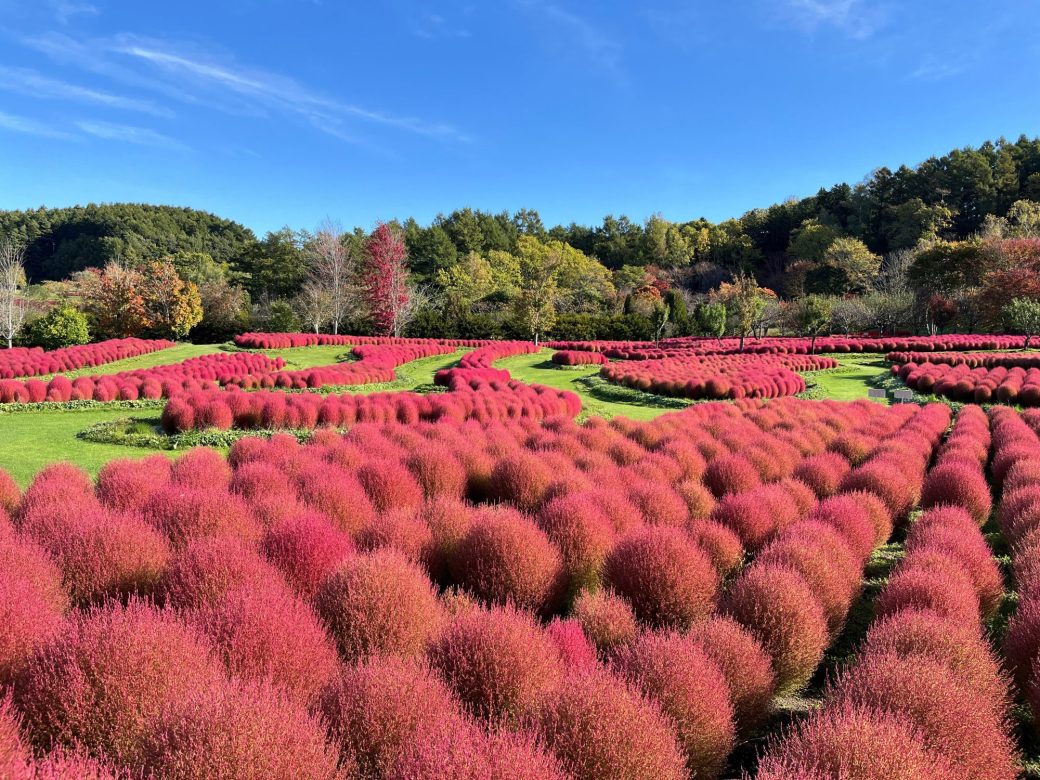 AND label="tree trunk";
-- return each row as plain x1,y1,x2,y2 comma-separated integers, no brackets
810,335,816,355
739,333,745,353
